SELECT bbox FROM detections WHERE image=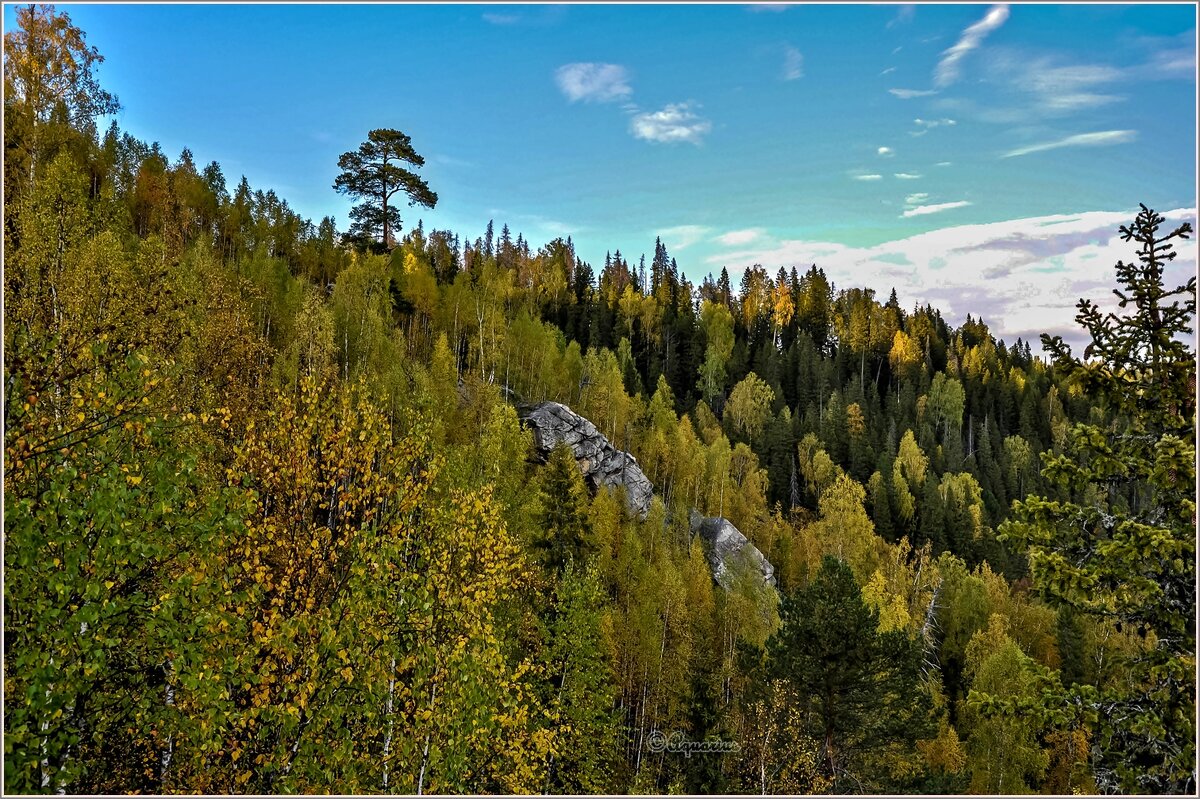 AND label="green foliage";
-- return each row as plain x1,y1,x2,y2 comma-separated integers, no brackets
533,442,594,574
767,556,932,790
540,565,620,794
6,8,1182,793
1000,205,1196,794
4,354,245,793
959,616,1052,793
